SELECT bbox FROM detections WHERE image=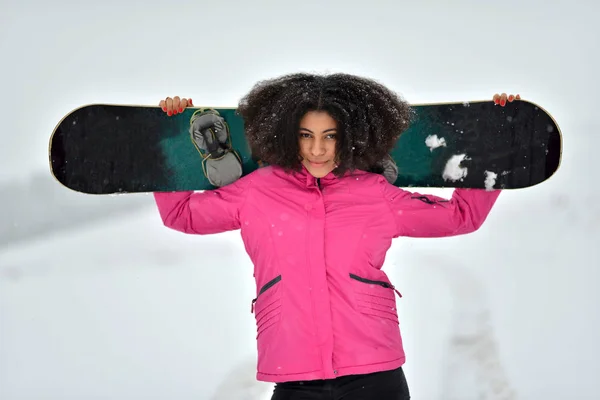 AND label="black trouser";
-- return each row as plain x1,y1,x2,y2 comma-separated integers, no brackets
270,366,410,400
